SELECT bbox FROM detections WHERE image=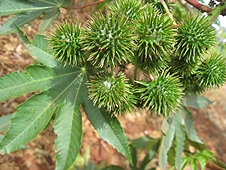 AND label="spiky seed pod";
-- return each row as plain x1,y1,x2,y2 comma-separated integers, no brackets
170,57,200,77
87,72,137,114
108,0,145,22
144,0,170,13
175,16,216,63
82,12,135,70
196,53,226,88
48,21,84,66
181,75,205,94
136,72,183,116
133,5,175,73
